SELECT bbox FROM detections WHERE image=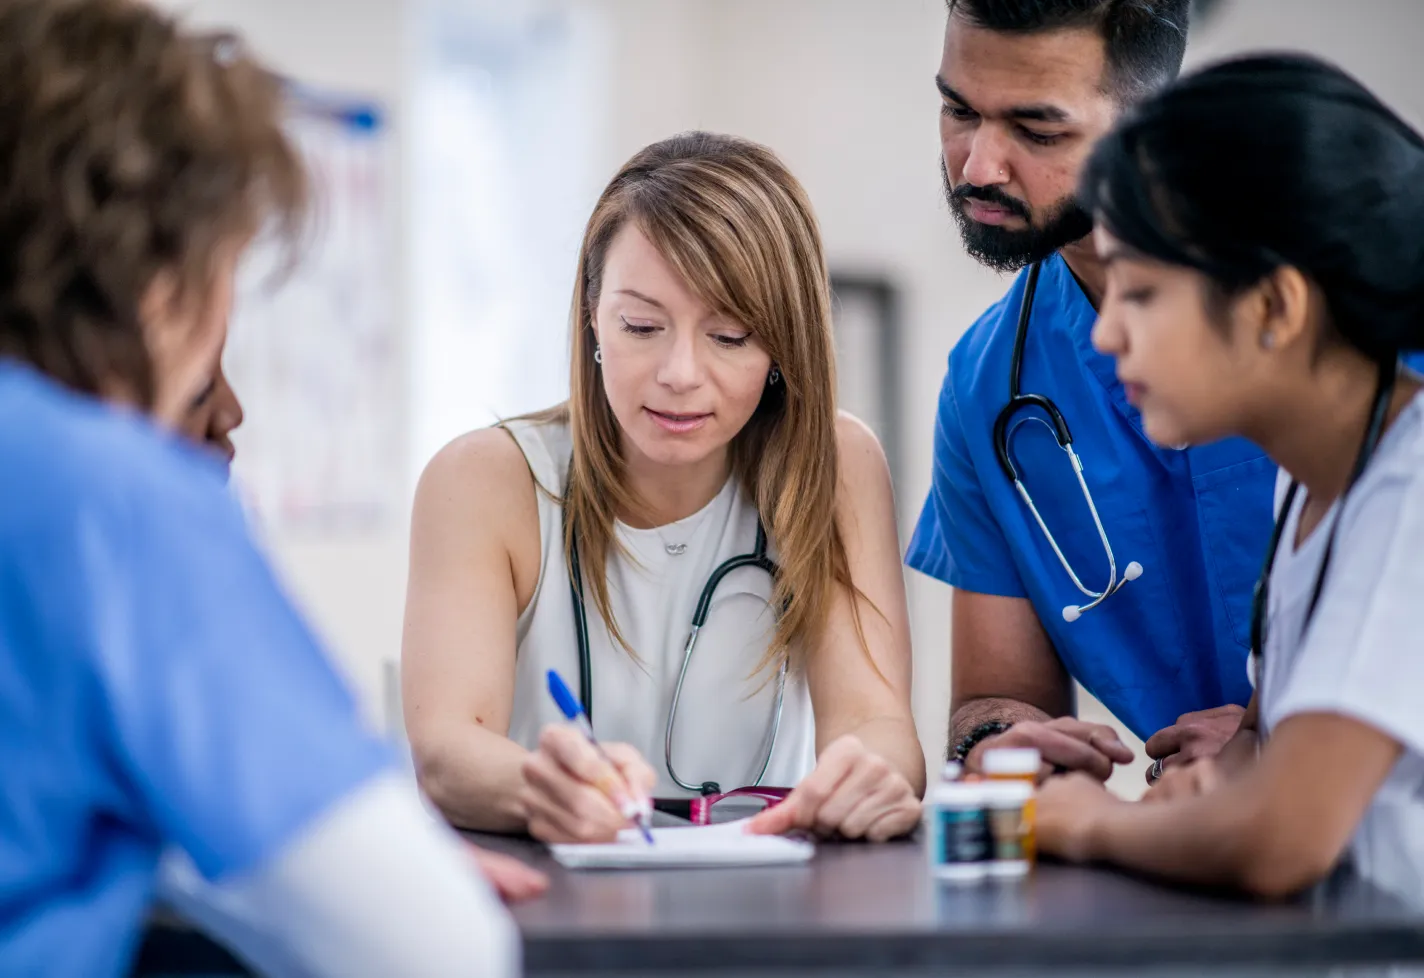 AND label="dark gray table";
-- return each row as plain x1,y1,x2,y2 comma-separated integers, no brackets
470,831,1424,977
